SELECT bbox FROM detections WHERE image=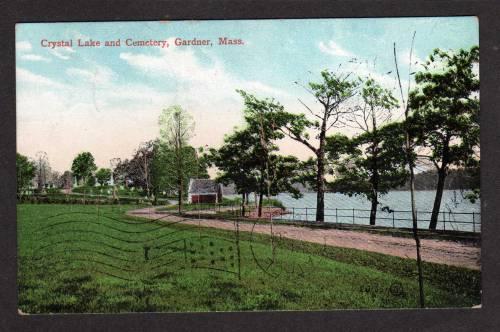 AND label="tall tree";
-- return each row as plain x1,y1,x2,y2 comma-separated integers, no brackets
336,78,406,225
272,70,358,222
238,90,303,215
158,105,195,212
409,46,479,230
129,141,155,197
332,123,408,225
71,152,97,186
95,168,112,186
150,141,173,204
151,141,207,205
210,127,301,216
394,34,425,308
210,128,260,214
113,158,130,188
16,153,36,196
